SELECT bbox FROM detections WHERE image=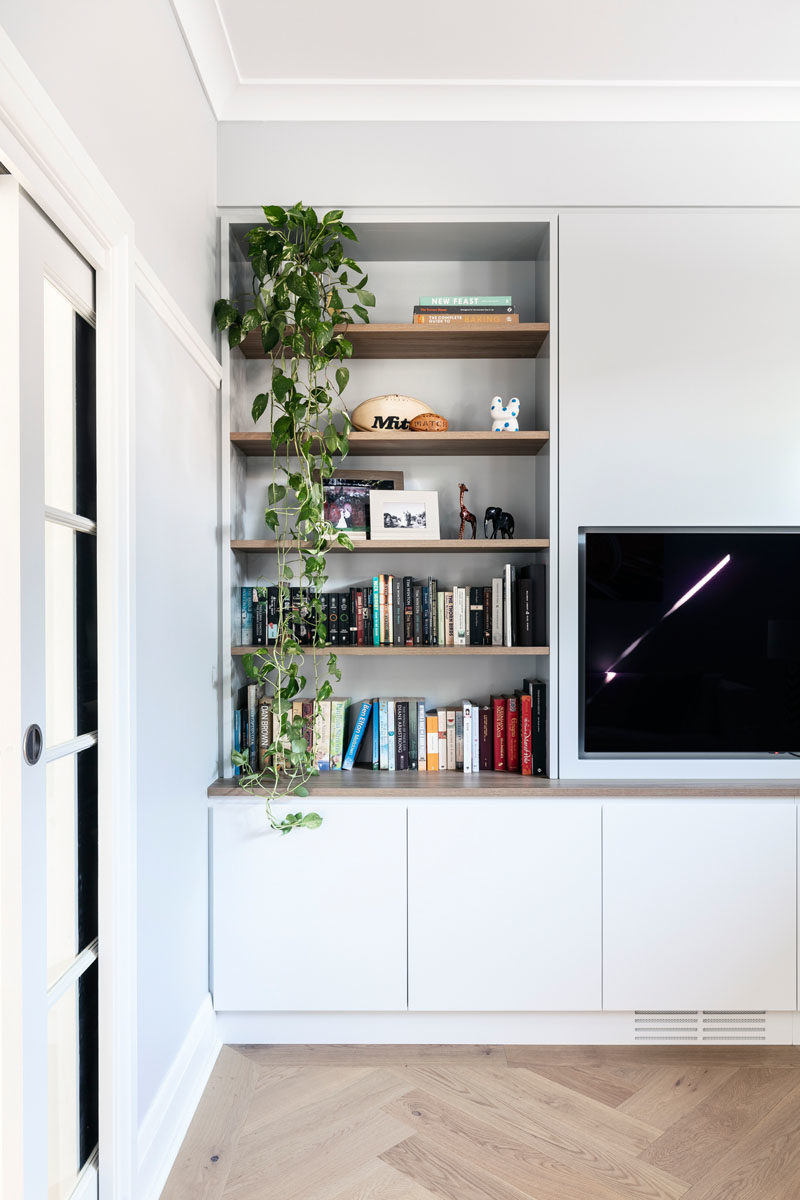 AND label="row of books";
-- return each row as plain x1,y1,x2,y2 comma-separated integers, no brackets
234,680,547,776
240,565,545,648
412,294,520,327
